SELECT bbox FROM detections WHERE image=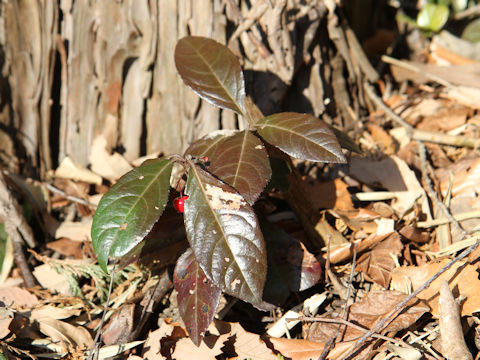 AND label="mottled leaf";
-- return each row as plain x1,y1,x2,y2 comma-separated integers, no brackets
184,164,266,305
209,131,272,204
175,36,246,115
256,113,346,163
186,130,271,203
91,158,173,271
173,248,221,346
262,222,323,305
